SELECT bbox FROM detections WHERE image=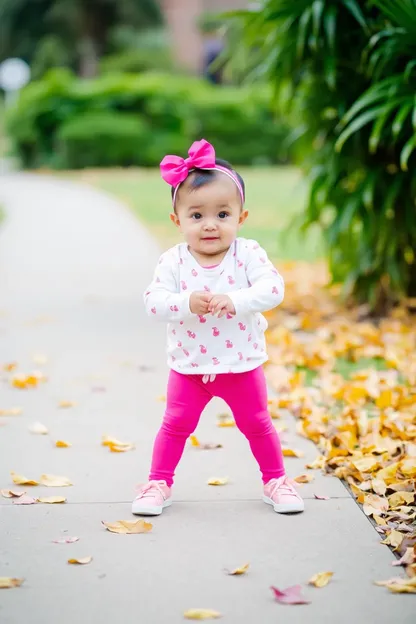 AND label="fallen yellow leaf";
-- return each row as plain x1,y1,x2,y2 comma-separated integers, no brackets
108,443,135,453
282,448,305,458
39,474,73,487
308,571,334,587
58,400,76,408
294,474,314,484
388,491,415,508
38,496,67,504
306,455,326,470
207,478,228,486
11,374,41,389
68,556,92,565
102,520,153,534
225,563,249,576
156,395,166,402
101,435,134,451
184,609,222,620
0,407,22,416
216,412,236,427
55,440,72,448
371,478,387,496
363,494,389,517
380,530,404,549
28,422,49,435
352,457,381,473
190,435,200,447
0,577,24,589
10,472,39,486
1,489,26,498
375,576,416,593
3,362,18,372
